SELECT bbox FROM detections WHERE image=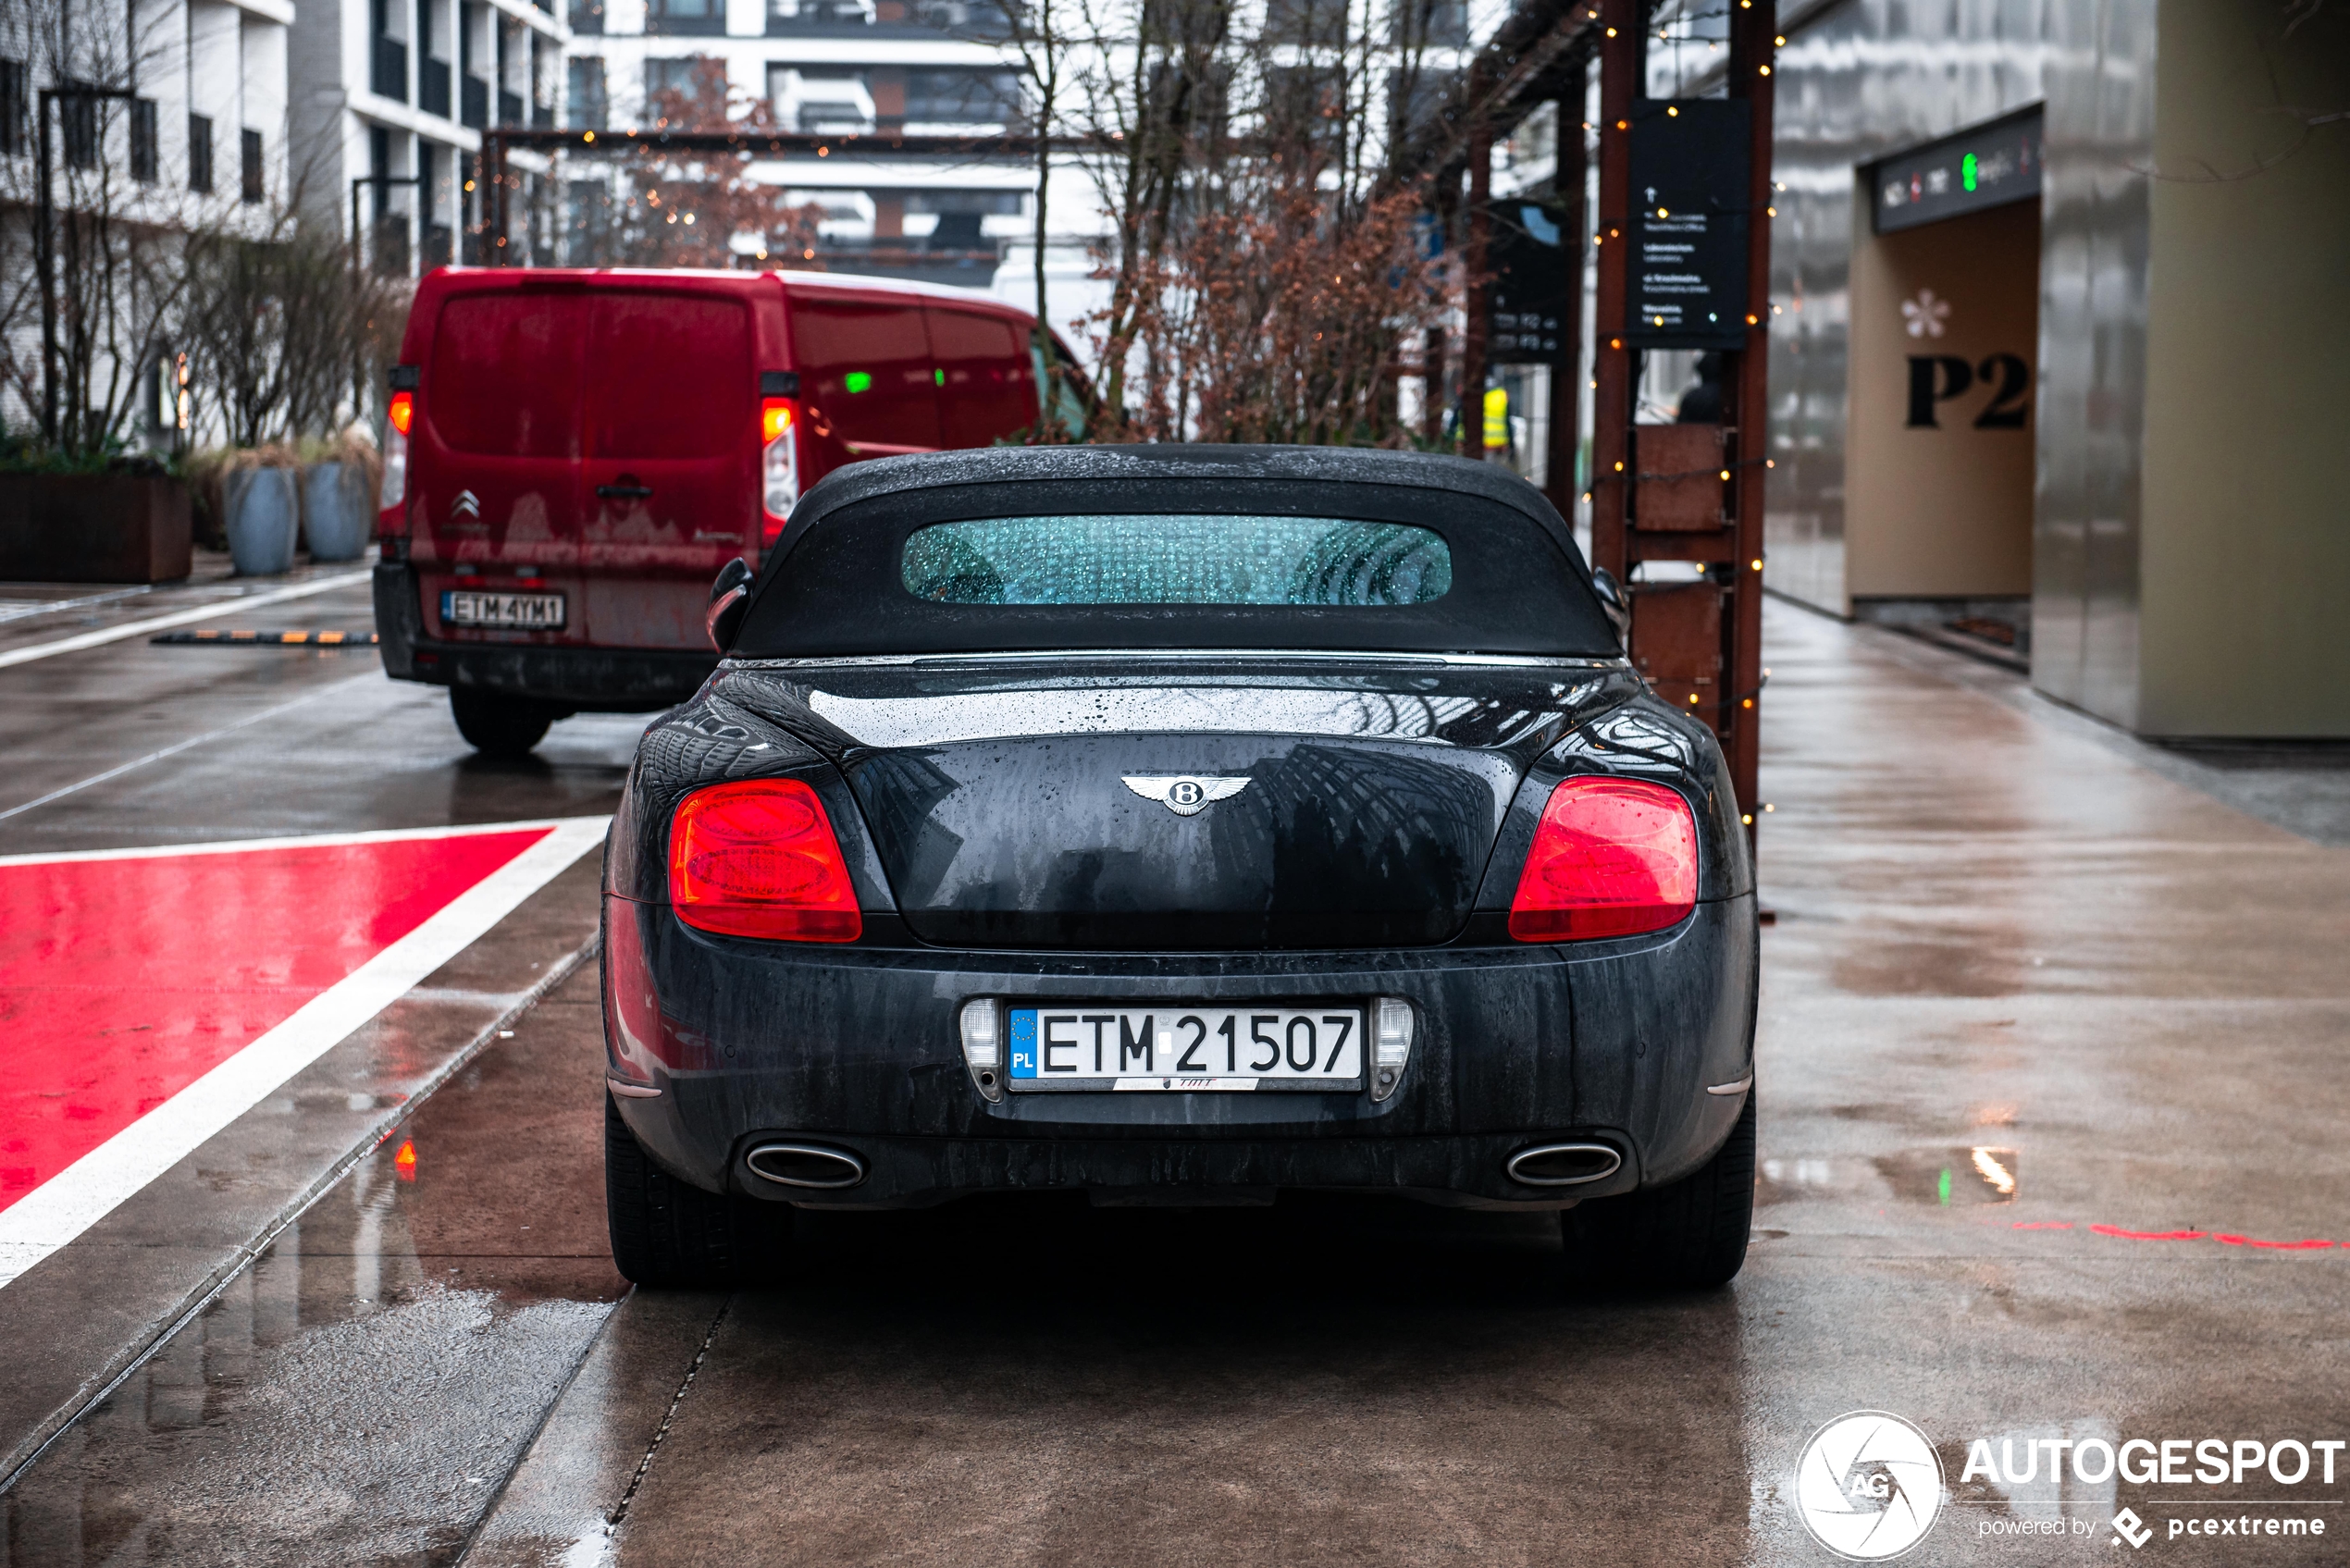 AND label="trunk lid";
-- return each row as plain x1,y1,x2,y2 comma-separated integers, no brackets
729,661,1621,949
